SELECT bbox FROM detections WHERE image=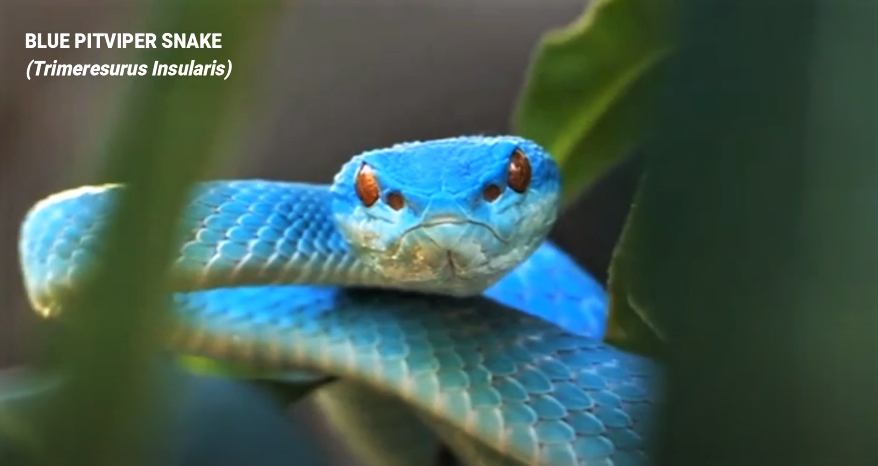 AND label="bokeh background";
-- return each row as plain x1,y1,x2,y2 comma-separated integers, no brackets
0,1,638,465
